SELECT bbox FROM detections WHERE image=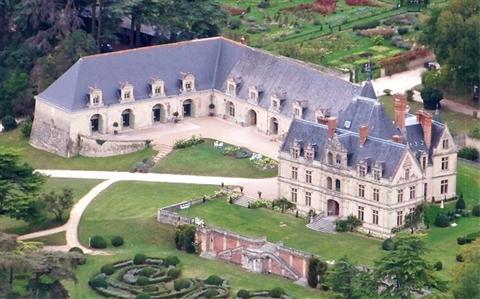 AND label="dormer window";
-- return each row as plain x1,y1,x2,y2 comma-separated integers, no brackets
294,108,301,117
249,86,259,104
181,73,195,93
335,154,342,166
88,87,103,107
150,78,165,97
359,165,366,177
292,101,307,119
405,168,410,180
291,140,301,159
305,144,315,161
373,169,381,181
119,81,134,102
442,139,449,149
226,76,241,97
